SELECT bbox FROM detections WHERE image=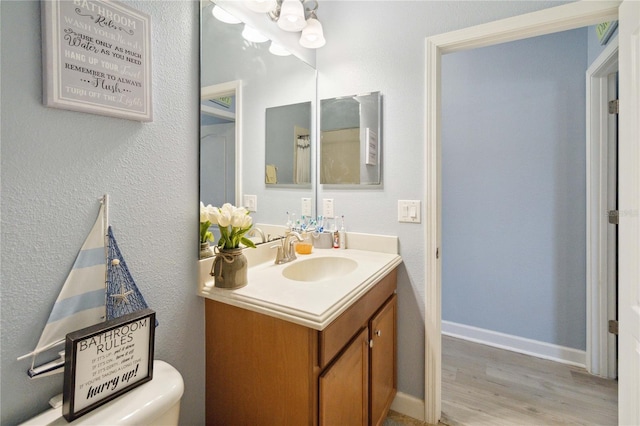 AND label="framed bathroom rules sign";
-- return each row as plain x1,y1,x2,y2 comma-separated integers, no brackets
41,0,153,121
62,309,155,422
